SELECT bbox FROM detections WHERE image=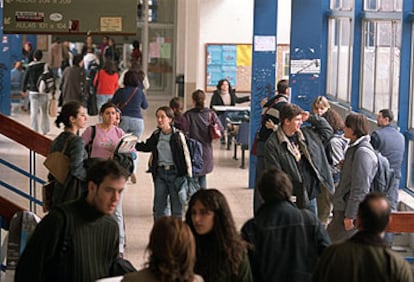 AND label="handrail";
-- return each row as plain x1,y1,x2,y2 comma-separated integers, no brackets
0,113,51,157
0,113,52,212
